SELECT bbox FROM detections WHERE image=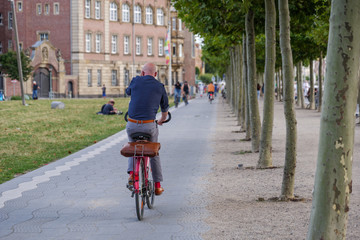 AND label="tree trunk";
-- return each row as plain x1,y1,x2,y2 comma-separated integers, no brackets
226,66,231,105
297,62,305,108
318,52,323,112
258,0,276,168
243,36,251,140
278,0,297,199
309,60,316,110
296,64,300,107
307,1,360,239
233,49,237,112
275,71,280,101
236,45,244,128
230,48,236,112
246,9,261,152
280,68,283,101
